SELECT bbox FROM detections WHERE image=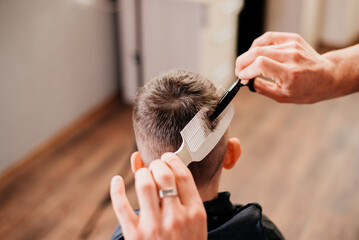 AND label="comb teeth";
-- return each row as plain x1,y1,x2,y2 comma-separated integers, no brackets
180,114,211,152
177,103,234,164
